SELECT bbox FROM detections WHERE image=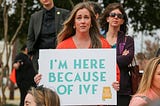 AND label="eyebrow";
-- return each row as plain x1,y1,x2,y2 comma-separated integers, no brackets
25,100,31,104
